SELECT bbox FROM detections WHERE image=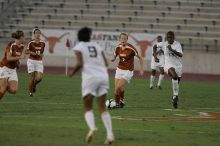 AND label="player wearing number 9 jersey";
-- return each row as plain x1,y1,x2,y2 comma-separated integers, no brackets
26,28,45,96
69,27,114,144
